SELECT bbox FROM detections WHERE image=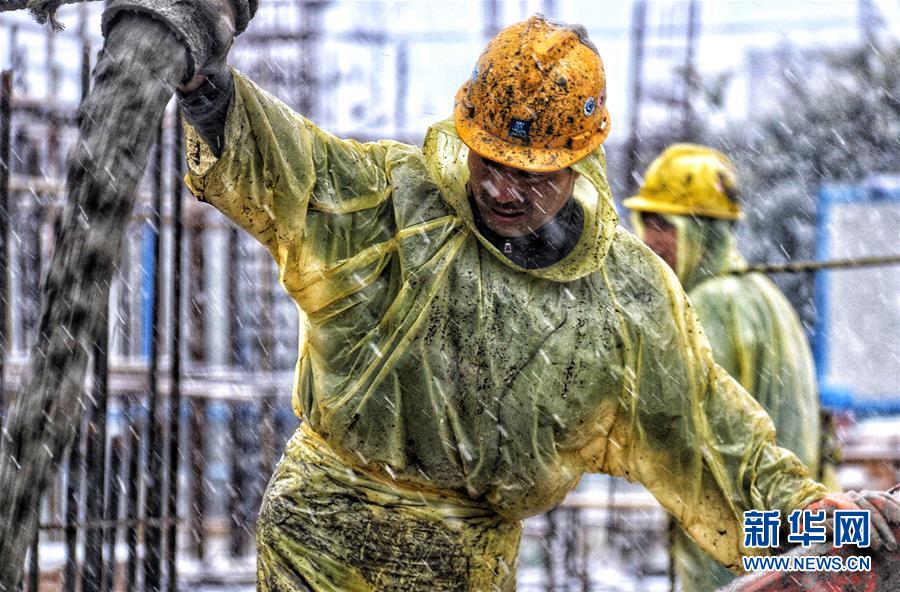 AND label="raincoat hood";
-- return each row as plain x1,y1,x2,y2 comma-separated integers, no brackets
423,118,618,282
632,211,746,291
